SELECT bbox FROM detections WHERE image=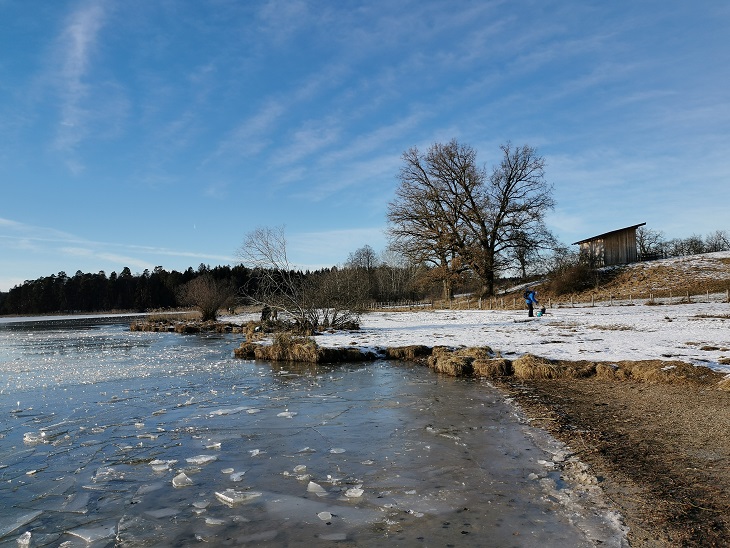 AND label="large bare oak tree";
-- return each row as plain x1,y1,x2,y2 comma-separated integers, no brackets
388,139,555,297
